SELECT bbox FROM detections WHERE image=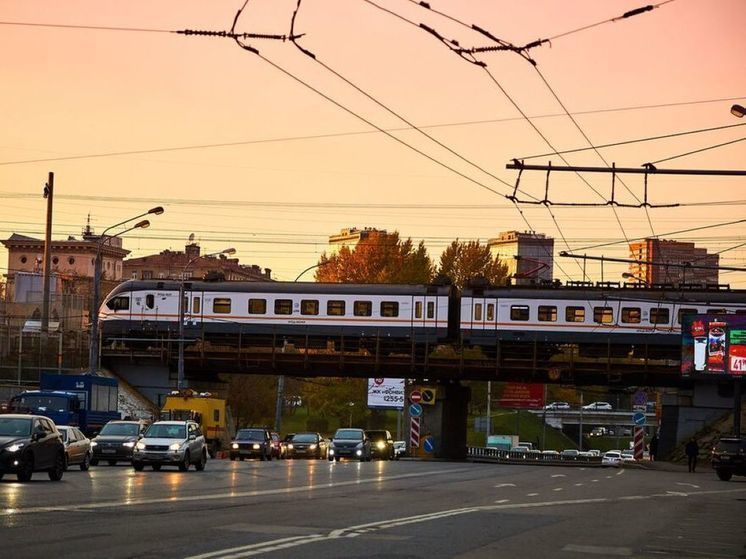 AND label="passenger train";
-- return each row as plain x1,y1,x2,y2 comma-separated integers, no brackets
100,279,746,351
